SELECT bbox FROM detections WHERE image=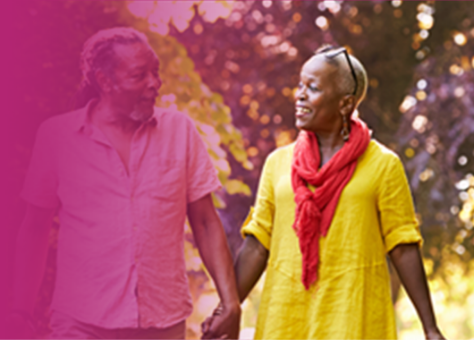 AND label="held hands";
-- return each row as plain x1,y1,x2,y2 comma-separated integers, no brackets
201,302,241,339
